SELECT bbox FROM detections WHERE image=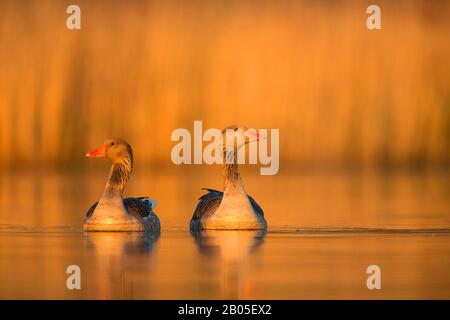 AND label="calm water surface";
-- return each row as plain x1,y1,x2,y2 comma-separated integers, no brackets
0,167,449,299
